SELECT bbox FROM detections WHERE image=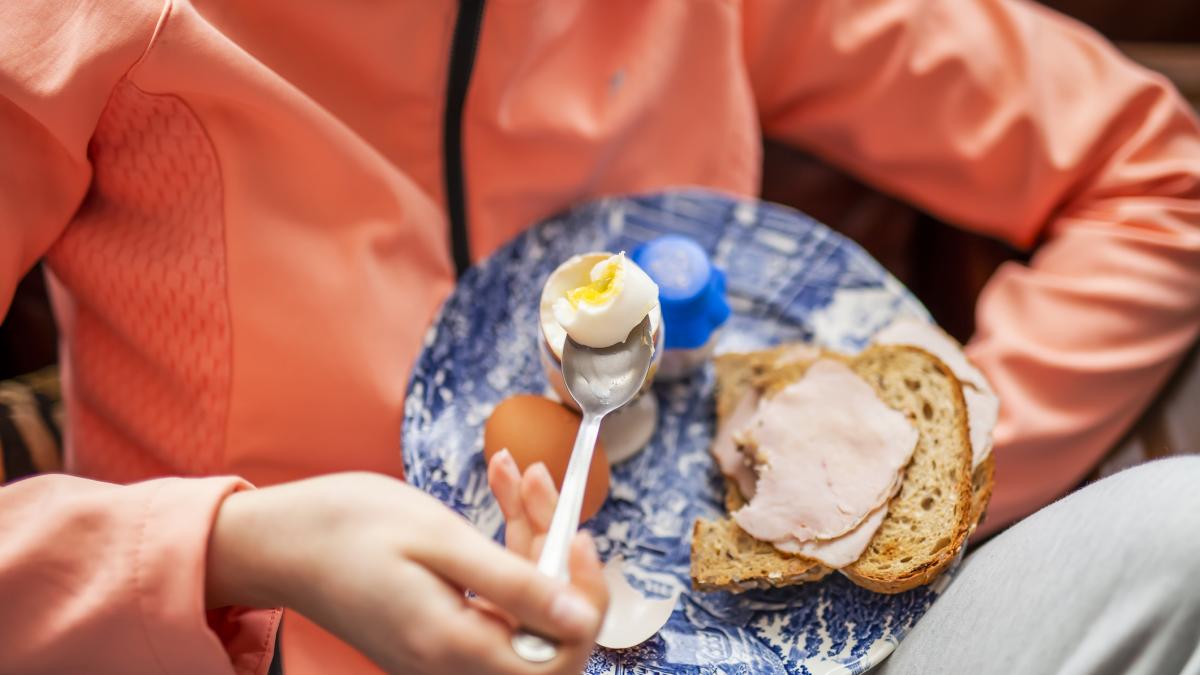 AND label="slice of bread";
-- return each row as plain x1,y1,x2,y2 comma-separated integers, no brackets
691,344,987,594
714,344,827,417
690,518,830,592
713,352,763,422
840,345,974,593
